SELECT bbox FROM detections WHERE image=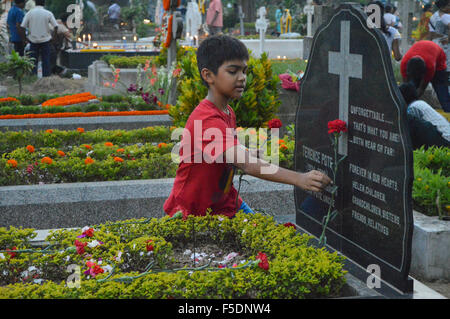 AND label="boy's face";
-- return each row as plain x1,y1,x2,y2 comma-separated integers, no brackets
205,59,248,100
